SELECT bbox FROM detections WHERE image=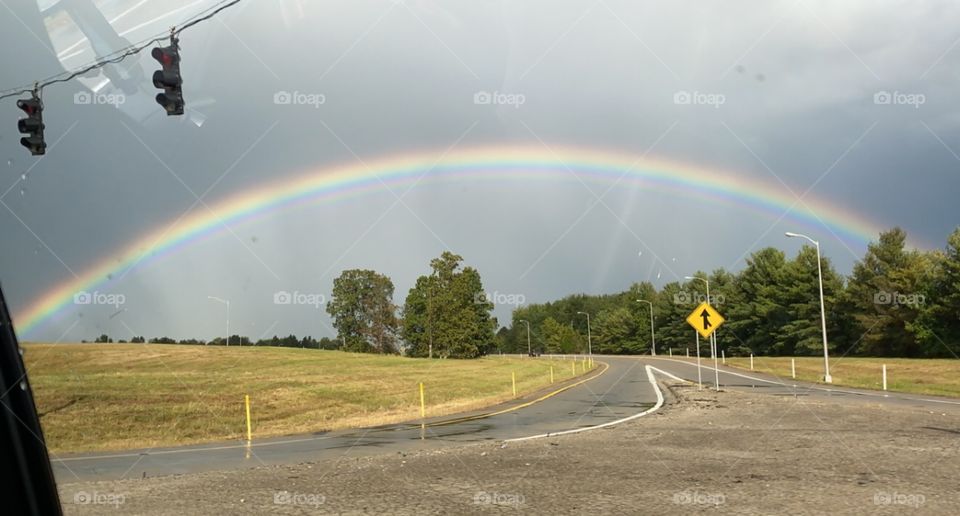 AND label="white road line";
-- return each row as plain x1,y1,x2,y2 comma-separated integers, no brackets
645,357,960,407
646,357,789,386
506,365,682,442
649,366,687,383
